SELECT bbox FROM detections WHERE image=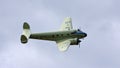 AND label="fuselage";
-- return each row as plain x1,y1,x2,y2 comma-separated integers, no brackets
30,29,87,41
21,17,87,52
